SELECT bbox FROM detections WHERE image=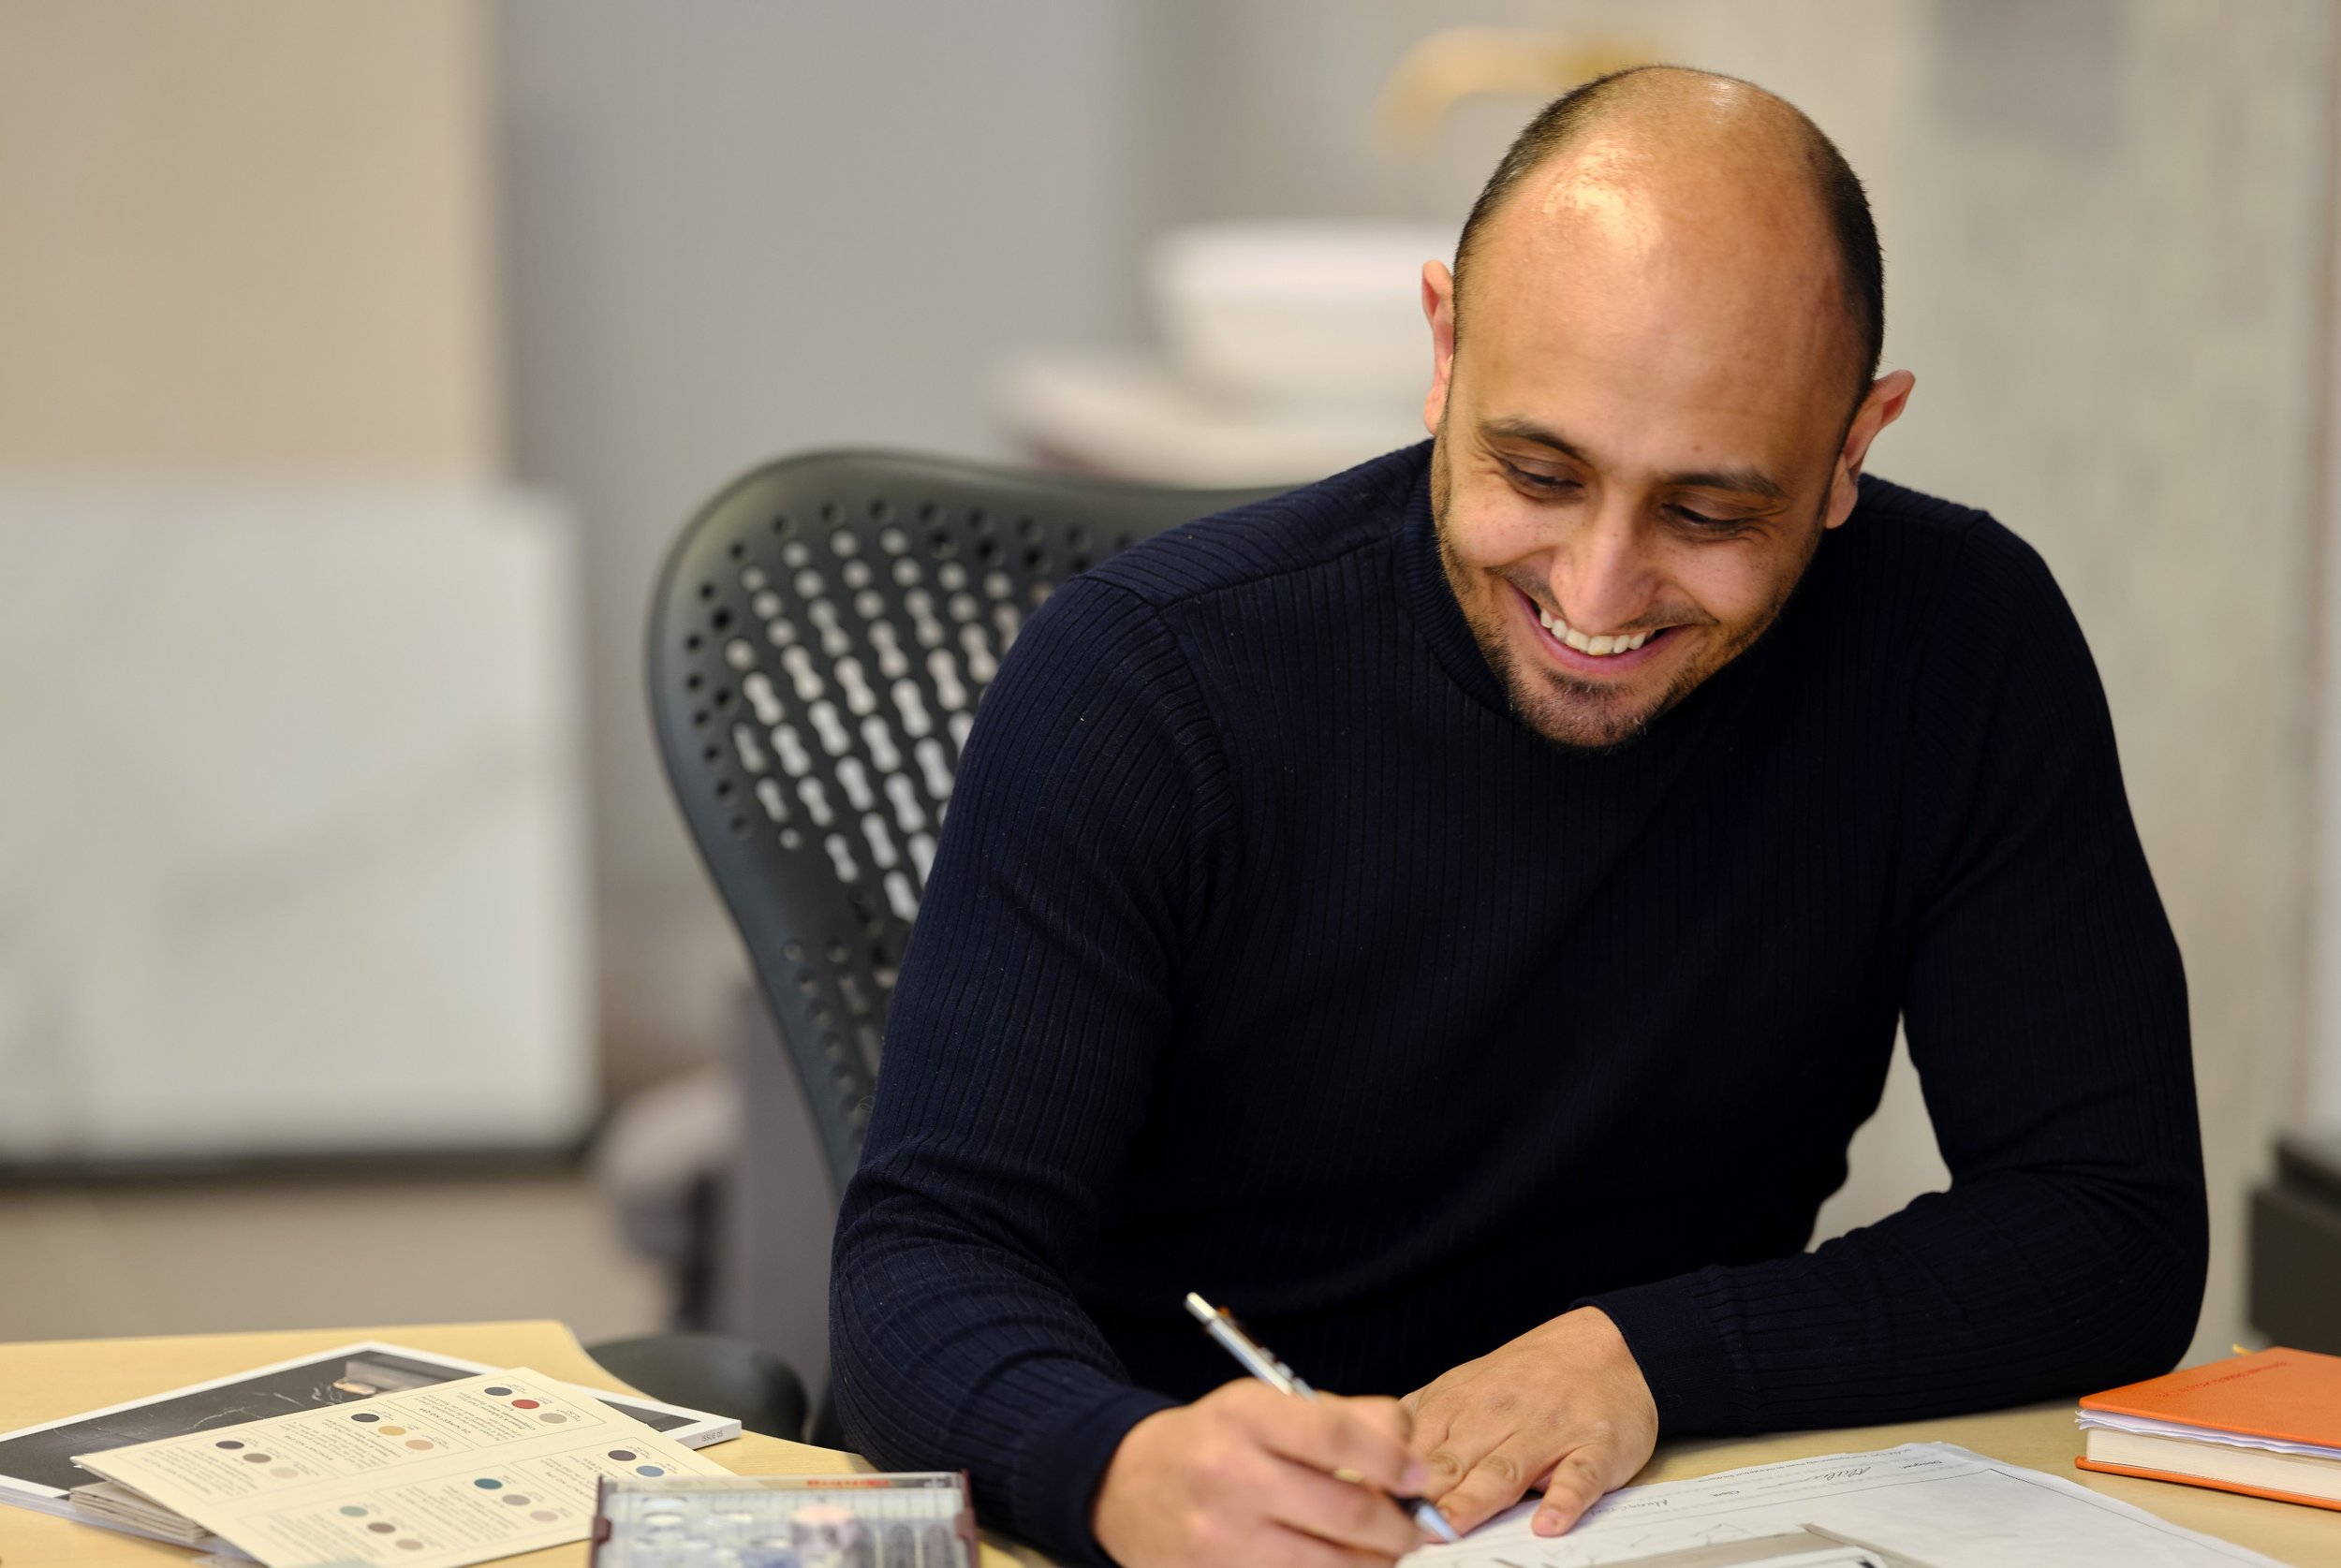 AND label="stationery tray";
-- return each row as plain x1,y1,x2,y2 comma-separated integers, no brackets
591,1471,976,1568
